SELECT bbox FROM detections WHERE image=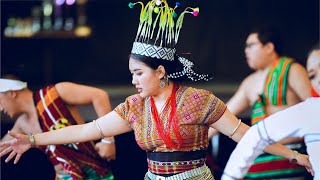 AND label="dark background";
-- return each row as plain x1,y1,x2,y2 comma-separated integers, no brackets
1,0,319,180
1,0,319,86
